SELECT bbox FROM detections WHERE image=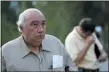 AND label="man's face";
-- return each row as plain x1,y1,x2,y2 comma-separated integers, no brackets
21,12,46,47
82,31,93,38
